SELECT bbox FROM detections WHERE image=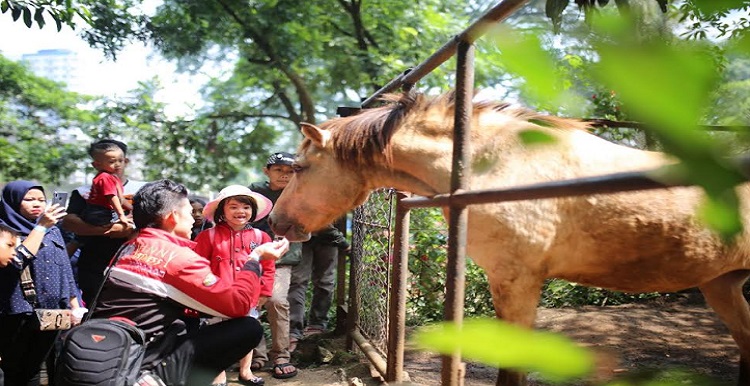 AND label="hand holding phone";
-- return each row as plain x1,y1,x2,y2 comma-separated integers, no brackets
52,191,69,208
